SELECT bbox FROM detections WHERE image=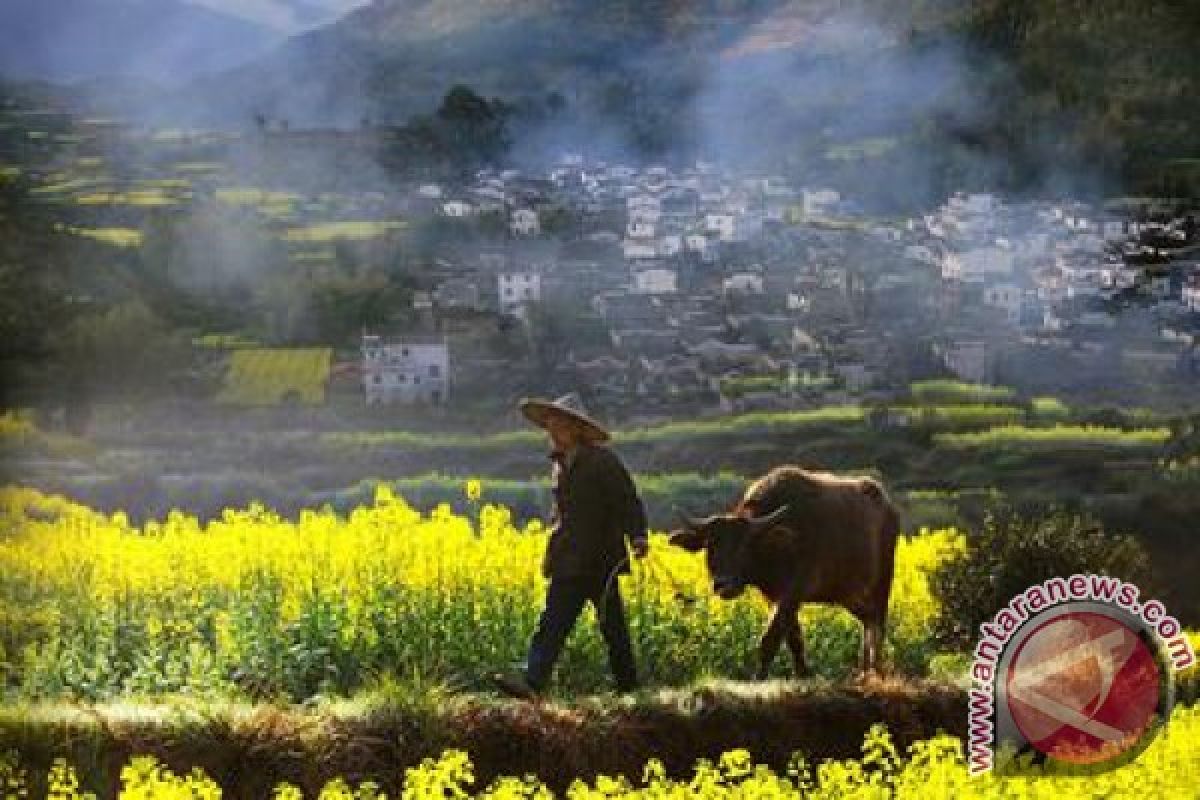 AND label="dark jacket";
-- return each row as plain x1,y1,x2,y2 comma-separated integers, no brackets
543,443,648,580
